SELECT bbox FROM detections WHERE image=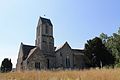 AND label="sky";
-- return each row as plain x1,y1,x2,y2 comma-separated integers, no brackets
0,0,120,68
